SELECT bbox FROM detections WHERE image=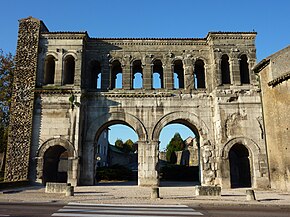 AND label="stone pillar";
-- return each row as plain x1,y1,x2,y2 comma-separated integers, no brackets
67,157,78,186
248,59,256,85
4,17,42,182
138,140,159,186
102,60,110,90
231,57,241,85
36,157,44,183
184,57,194,92
122,54,132,90
164,63,173,90
80,141,95,185
215,58,222,86
123,64,131,90
143,64,152,90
